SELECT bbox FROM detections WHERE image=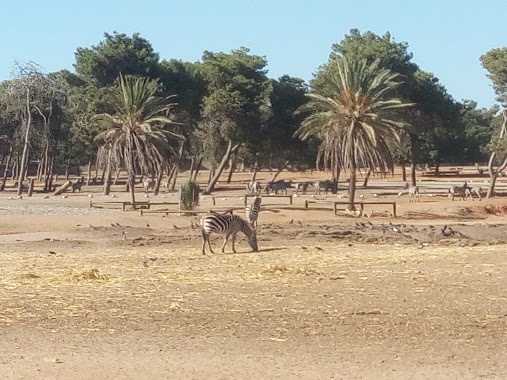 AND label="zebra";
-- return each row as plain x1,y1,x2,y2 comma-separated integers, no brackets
466,186,483,201
246,181,262,194
264,180,293,194
71,180,82,193
314,180,334,194
201,213,258,255
449,183,468,201
143,179,155,193
296,181,312,194
401,183,421,202
245,196,262,228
